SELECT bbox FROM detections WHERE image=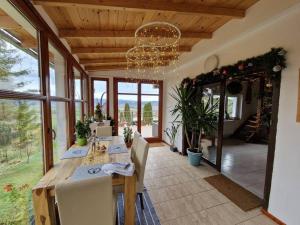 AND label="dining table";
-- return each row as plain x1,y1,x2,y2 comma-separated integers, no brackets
32,136,136,225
